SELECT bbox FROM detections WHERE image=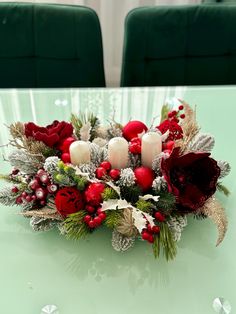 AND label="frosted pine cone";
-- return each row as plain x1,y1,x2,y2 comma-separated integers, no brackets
111,229,135,252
